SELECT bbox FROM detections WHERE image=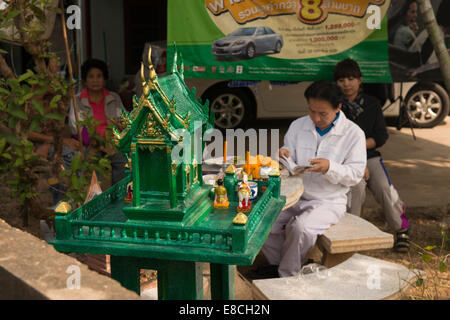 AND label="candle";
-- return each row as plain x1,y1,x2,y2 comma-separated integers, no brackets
223,140,227,164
